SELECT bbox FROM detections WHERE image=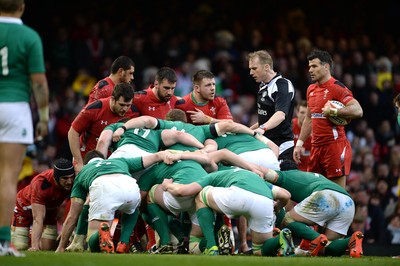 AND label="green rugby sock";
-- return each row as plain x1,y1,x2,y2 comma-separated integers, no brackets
0,226,11,241
147,203,171,245
119,211,139,244
324,237,350,256
286,222,319,240
87,232,100,252
261,236,280,256
168,214,184,243
76,204,89,235
196,207,216,248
